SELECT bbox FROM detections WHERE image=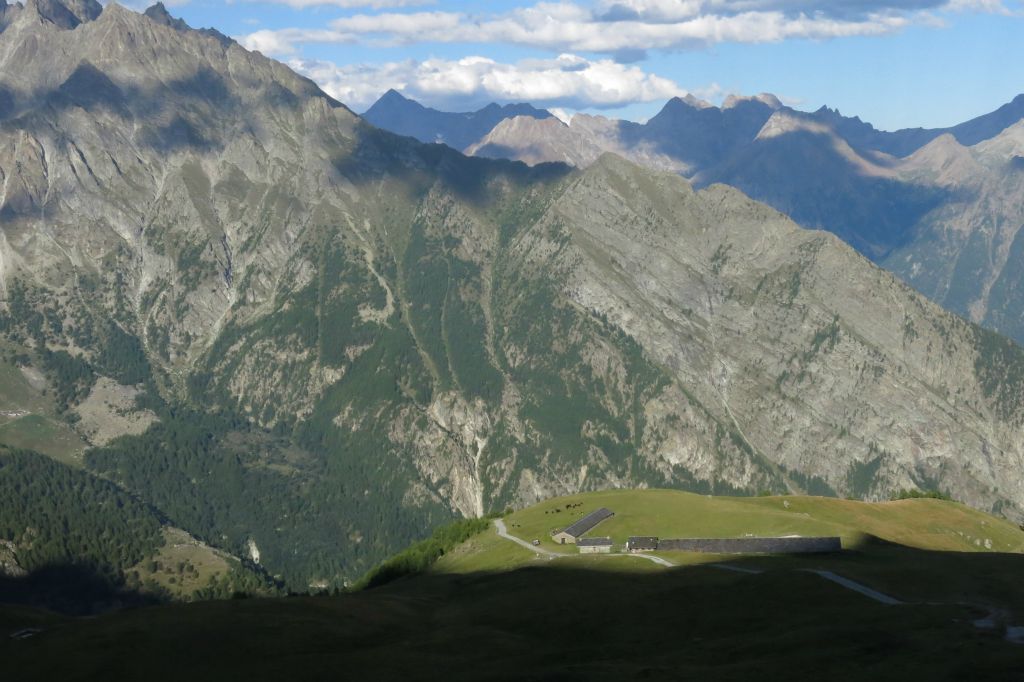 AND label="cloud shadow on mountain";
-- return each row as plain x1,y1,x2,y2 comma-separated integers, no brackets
330,122,574,208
